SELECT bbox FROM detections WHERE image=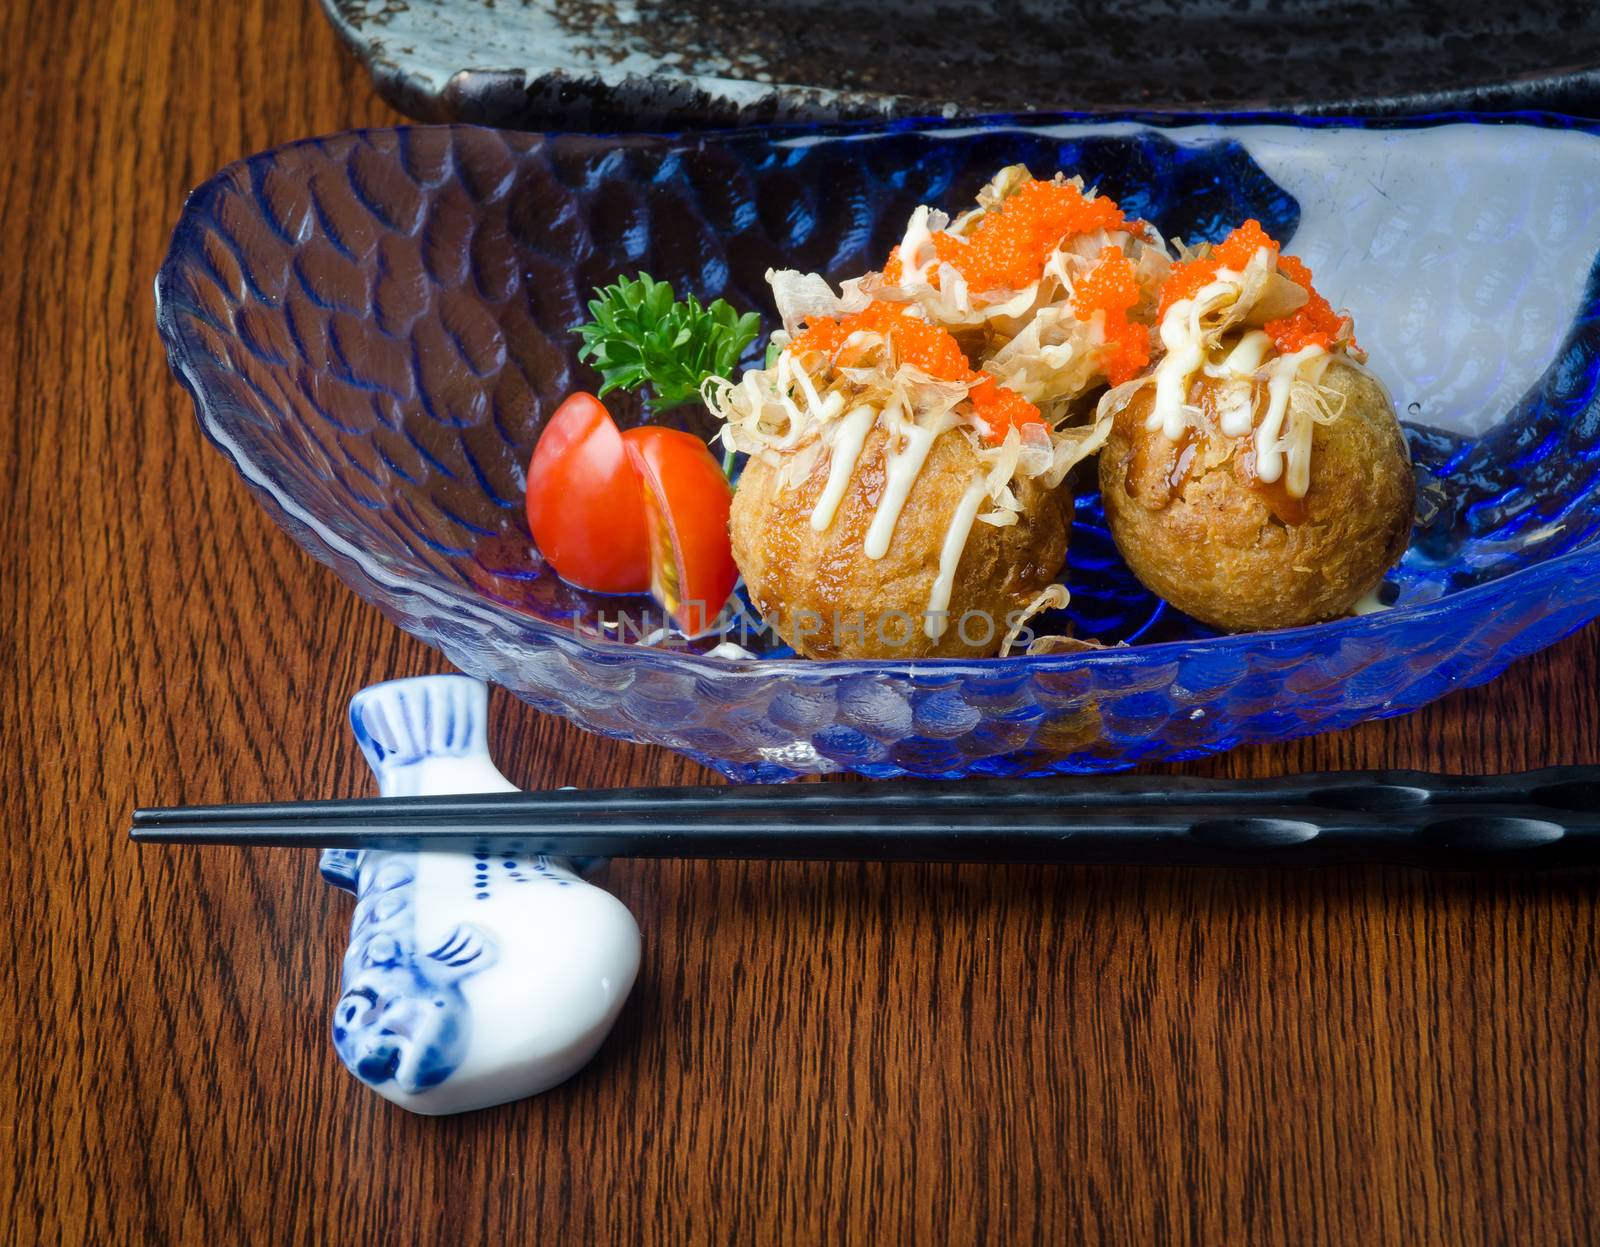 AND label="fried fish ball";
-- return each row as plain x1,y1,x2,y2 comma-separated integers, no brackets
730,427,1071,660
1099,360,1413,632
